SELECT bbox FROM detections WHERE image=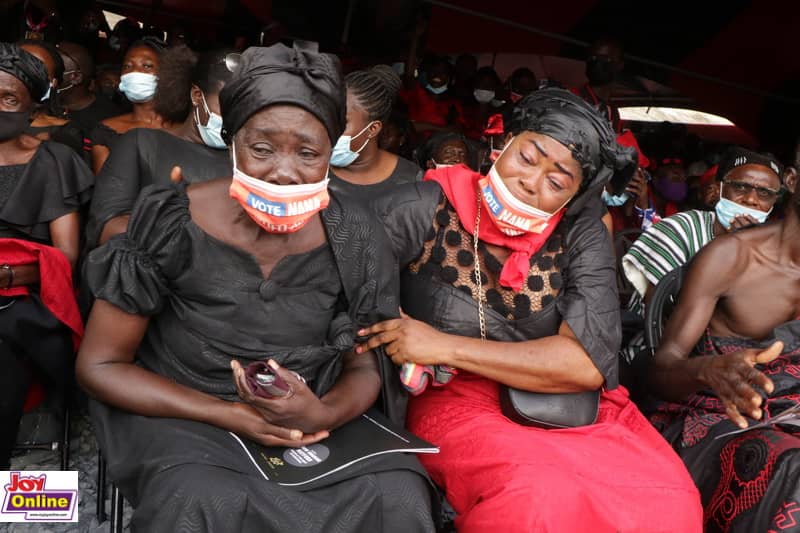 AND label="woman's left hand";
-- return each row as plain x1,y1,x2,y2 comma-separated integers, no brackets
231,359,333,434
355,312,454,366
